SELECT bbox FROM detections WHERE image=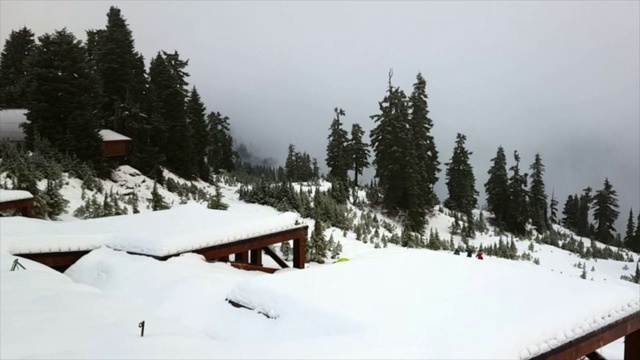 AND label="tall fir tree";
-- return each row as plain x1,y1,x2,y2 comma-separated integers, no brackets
634,213,640,253
0,27,36,108
528,153,549,233
407,72,440,208
576,187,593,237
148,51,194,177
562,194,579,231
370,70,411,211
484,146,510,229
89,7,146,133
444,133,478,218
624,209,635,250
186,87,209,180
348,123,370,186
549,190,559,224
326,107,350,184
506,151,529,236
22,28,106,173
592,178,619,244
206,111,235,174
